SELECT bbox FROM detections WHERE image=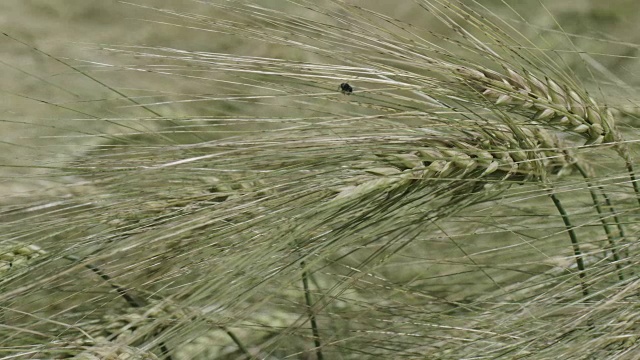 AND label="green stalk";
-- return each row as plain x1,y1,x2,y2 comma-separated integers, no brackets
574,164,625,281
548,191,589,297
301,260,324,360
